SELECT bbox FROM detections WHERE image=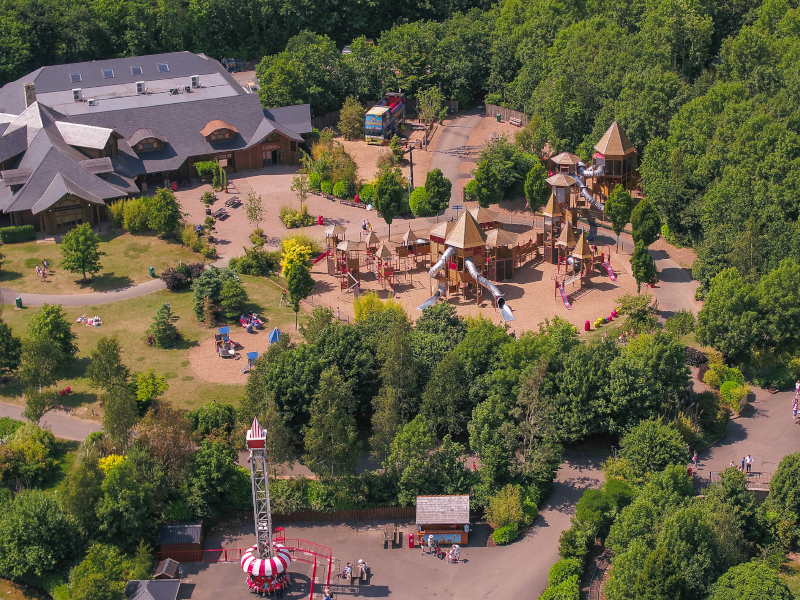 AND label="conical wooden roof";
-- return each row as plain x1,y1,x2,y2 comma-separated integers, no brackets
445,210,487,249
468,206,497,225
324,224,347,237
541,192,563,218
401,227,418,244
546,173,577,187
551,152,581,166
556,222,576,247
336,240,360,252
375,243,393,259
364,230,380,245
594,121,636,156
571,232,593,259
485,228,518,248
429,220,455,240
